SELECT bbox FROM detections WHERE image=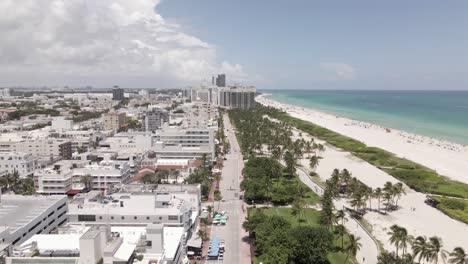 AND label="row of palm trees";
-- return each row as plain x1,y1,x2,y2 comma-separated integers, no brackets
0,170,35,195
139,169,181,184
323,169,406,214
384,224,467,264
229,107,325,162
320,173,363,263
